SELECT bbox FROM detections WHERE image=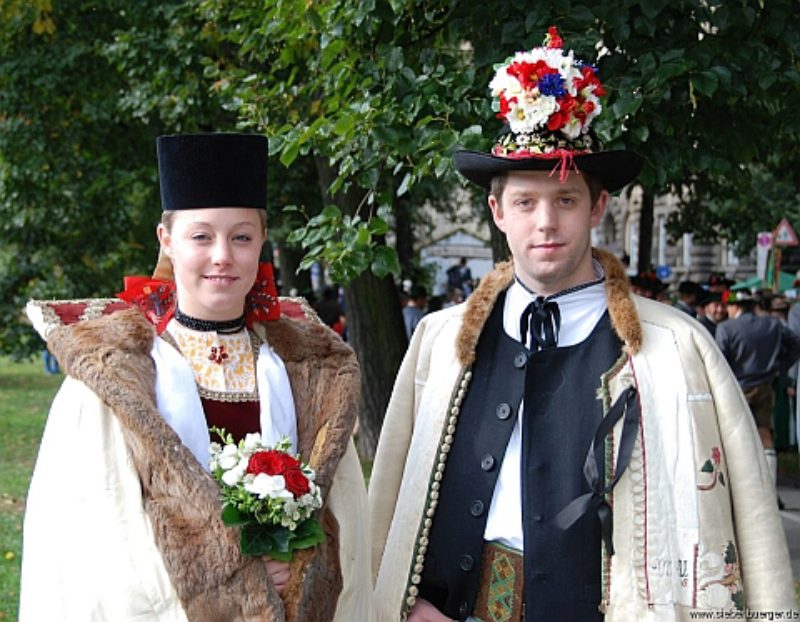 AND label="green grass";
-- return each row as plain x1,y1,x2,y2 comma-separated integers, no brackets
0,358,61,621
